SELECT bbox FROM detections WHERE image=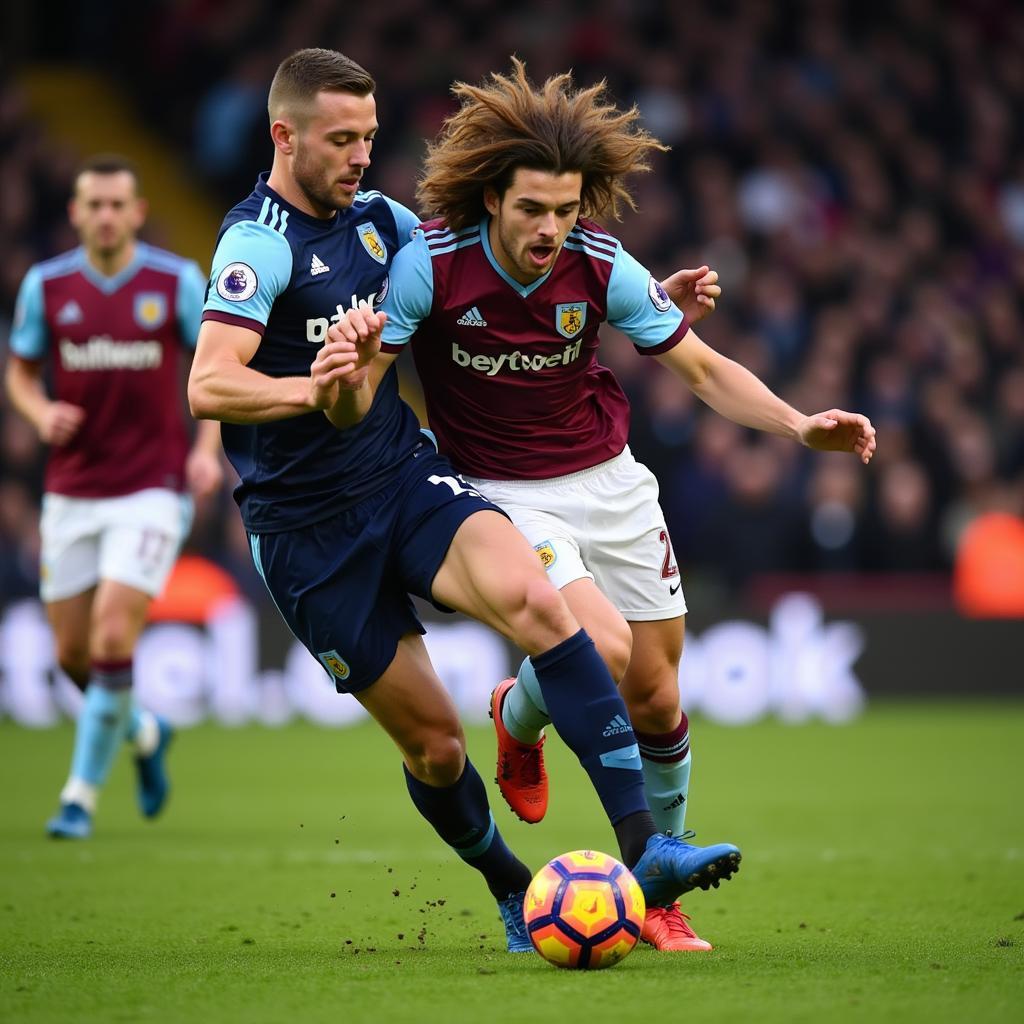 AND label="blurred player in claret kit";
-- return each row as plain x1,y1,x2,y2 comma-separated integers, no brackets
189,47,742,952
5,155,223,839
374,60,877,950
